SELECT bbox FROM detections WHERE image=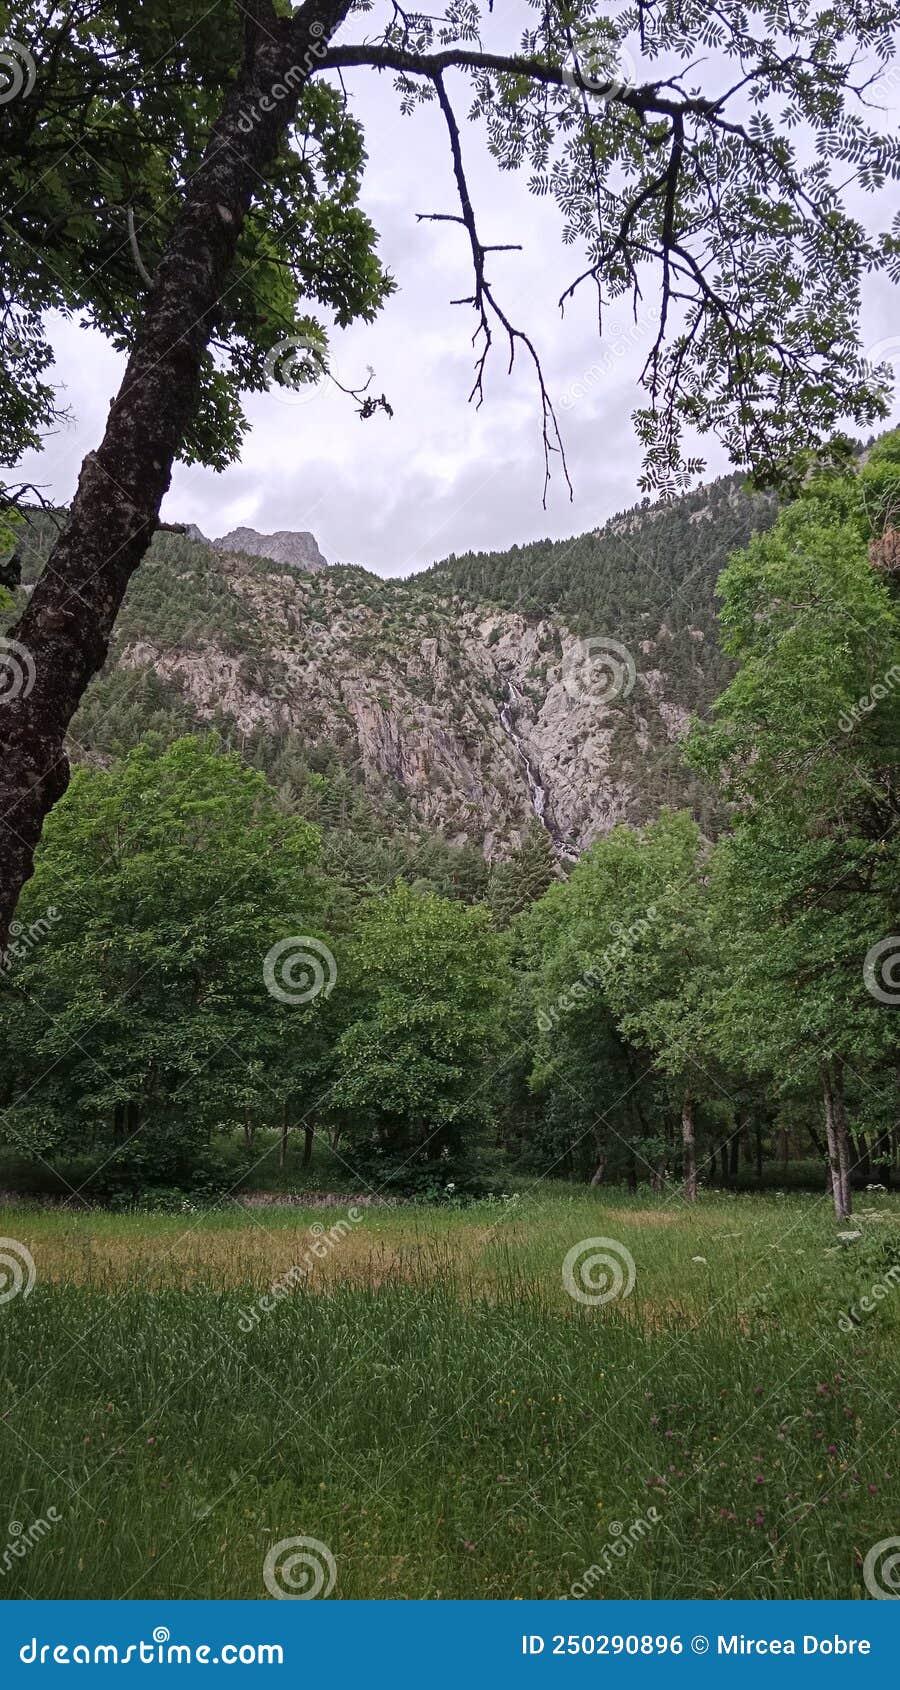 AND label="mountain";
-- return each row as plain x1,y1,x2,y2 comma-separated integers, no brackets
9,473,780,871
213,526,328,572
